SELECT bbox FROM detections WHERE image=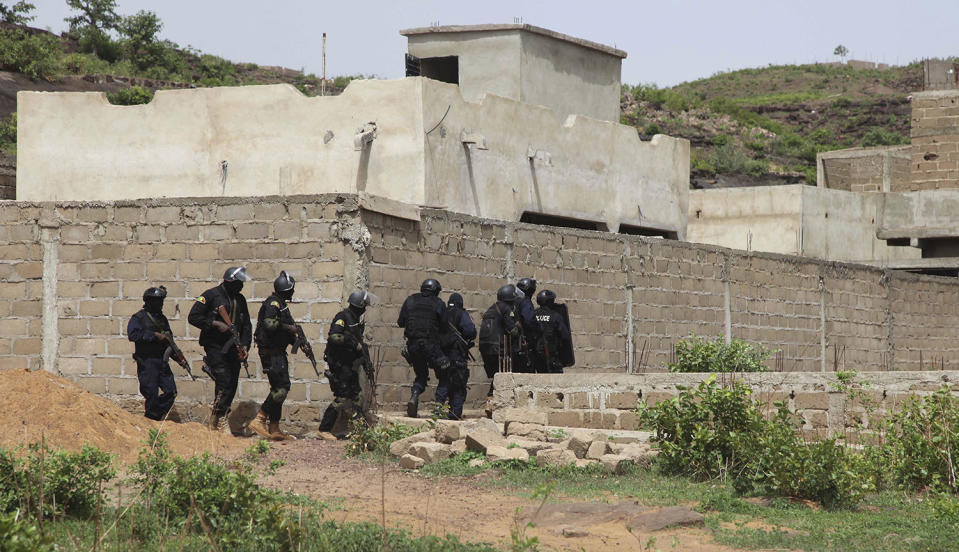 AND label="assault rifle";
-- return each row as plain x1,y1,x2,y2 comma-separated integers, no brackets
292,324,319,377
161,331,196,381
216,304,251,377
356,341,375,385
446,321,475,361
